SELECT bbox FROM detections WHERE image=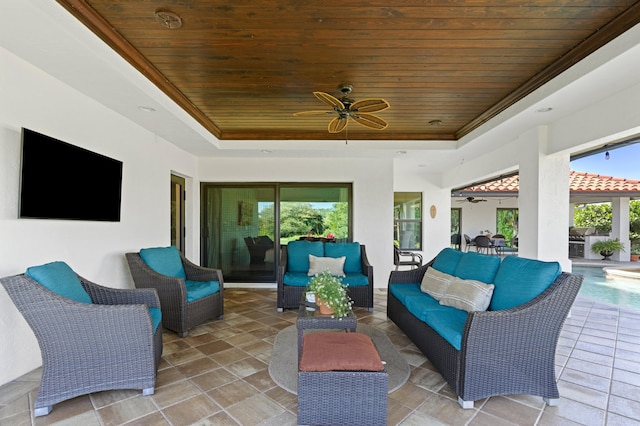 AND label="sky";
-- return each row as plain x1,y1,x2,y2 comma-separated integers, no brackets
570,143,640,181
